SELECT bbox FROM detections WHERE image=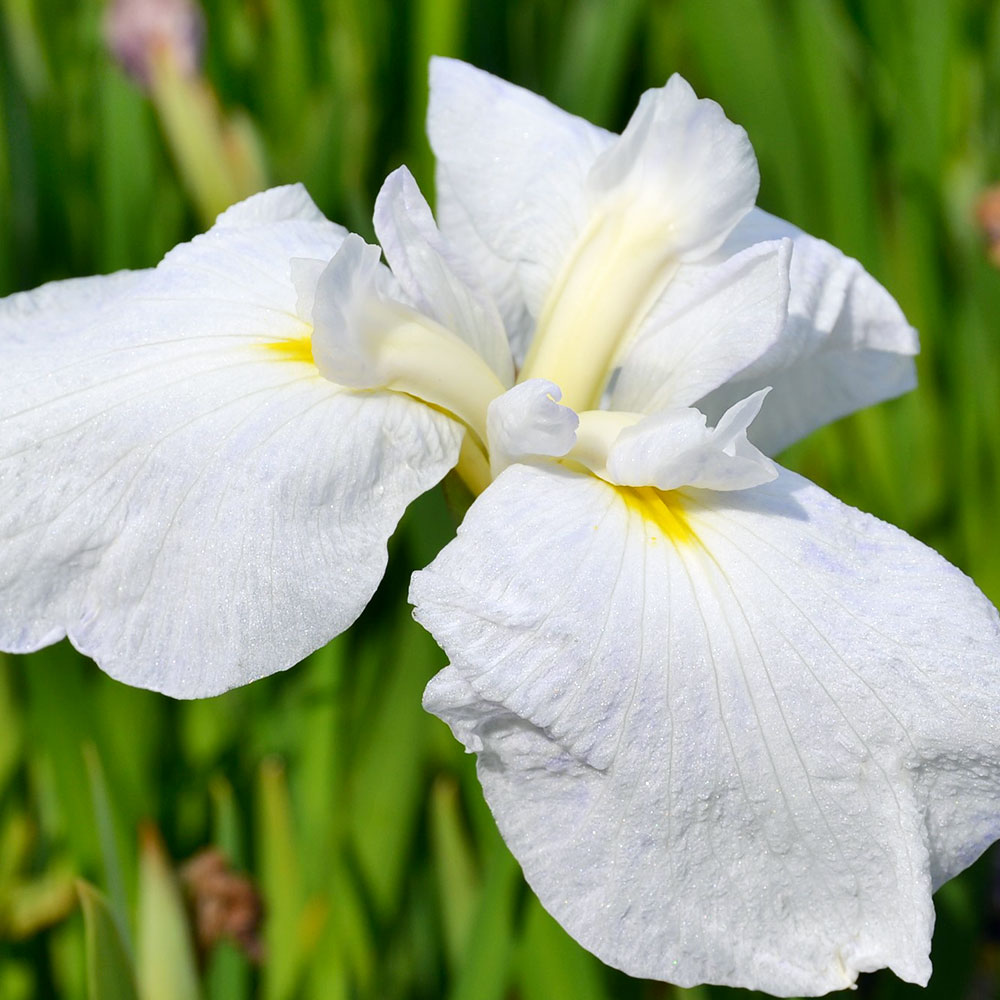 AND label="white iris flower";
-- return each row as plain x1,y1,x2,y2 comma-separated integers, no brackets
3,57,1000,996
